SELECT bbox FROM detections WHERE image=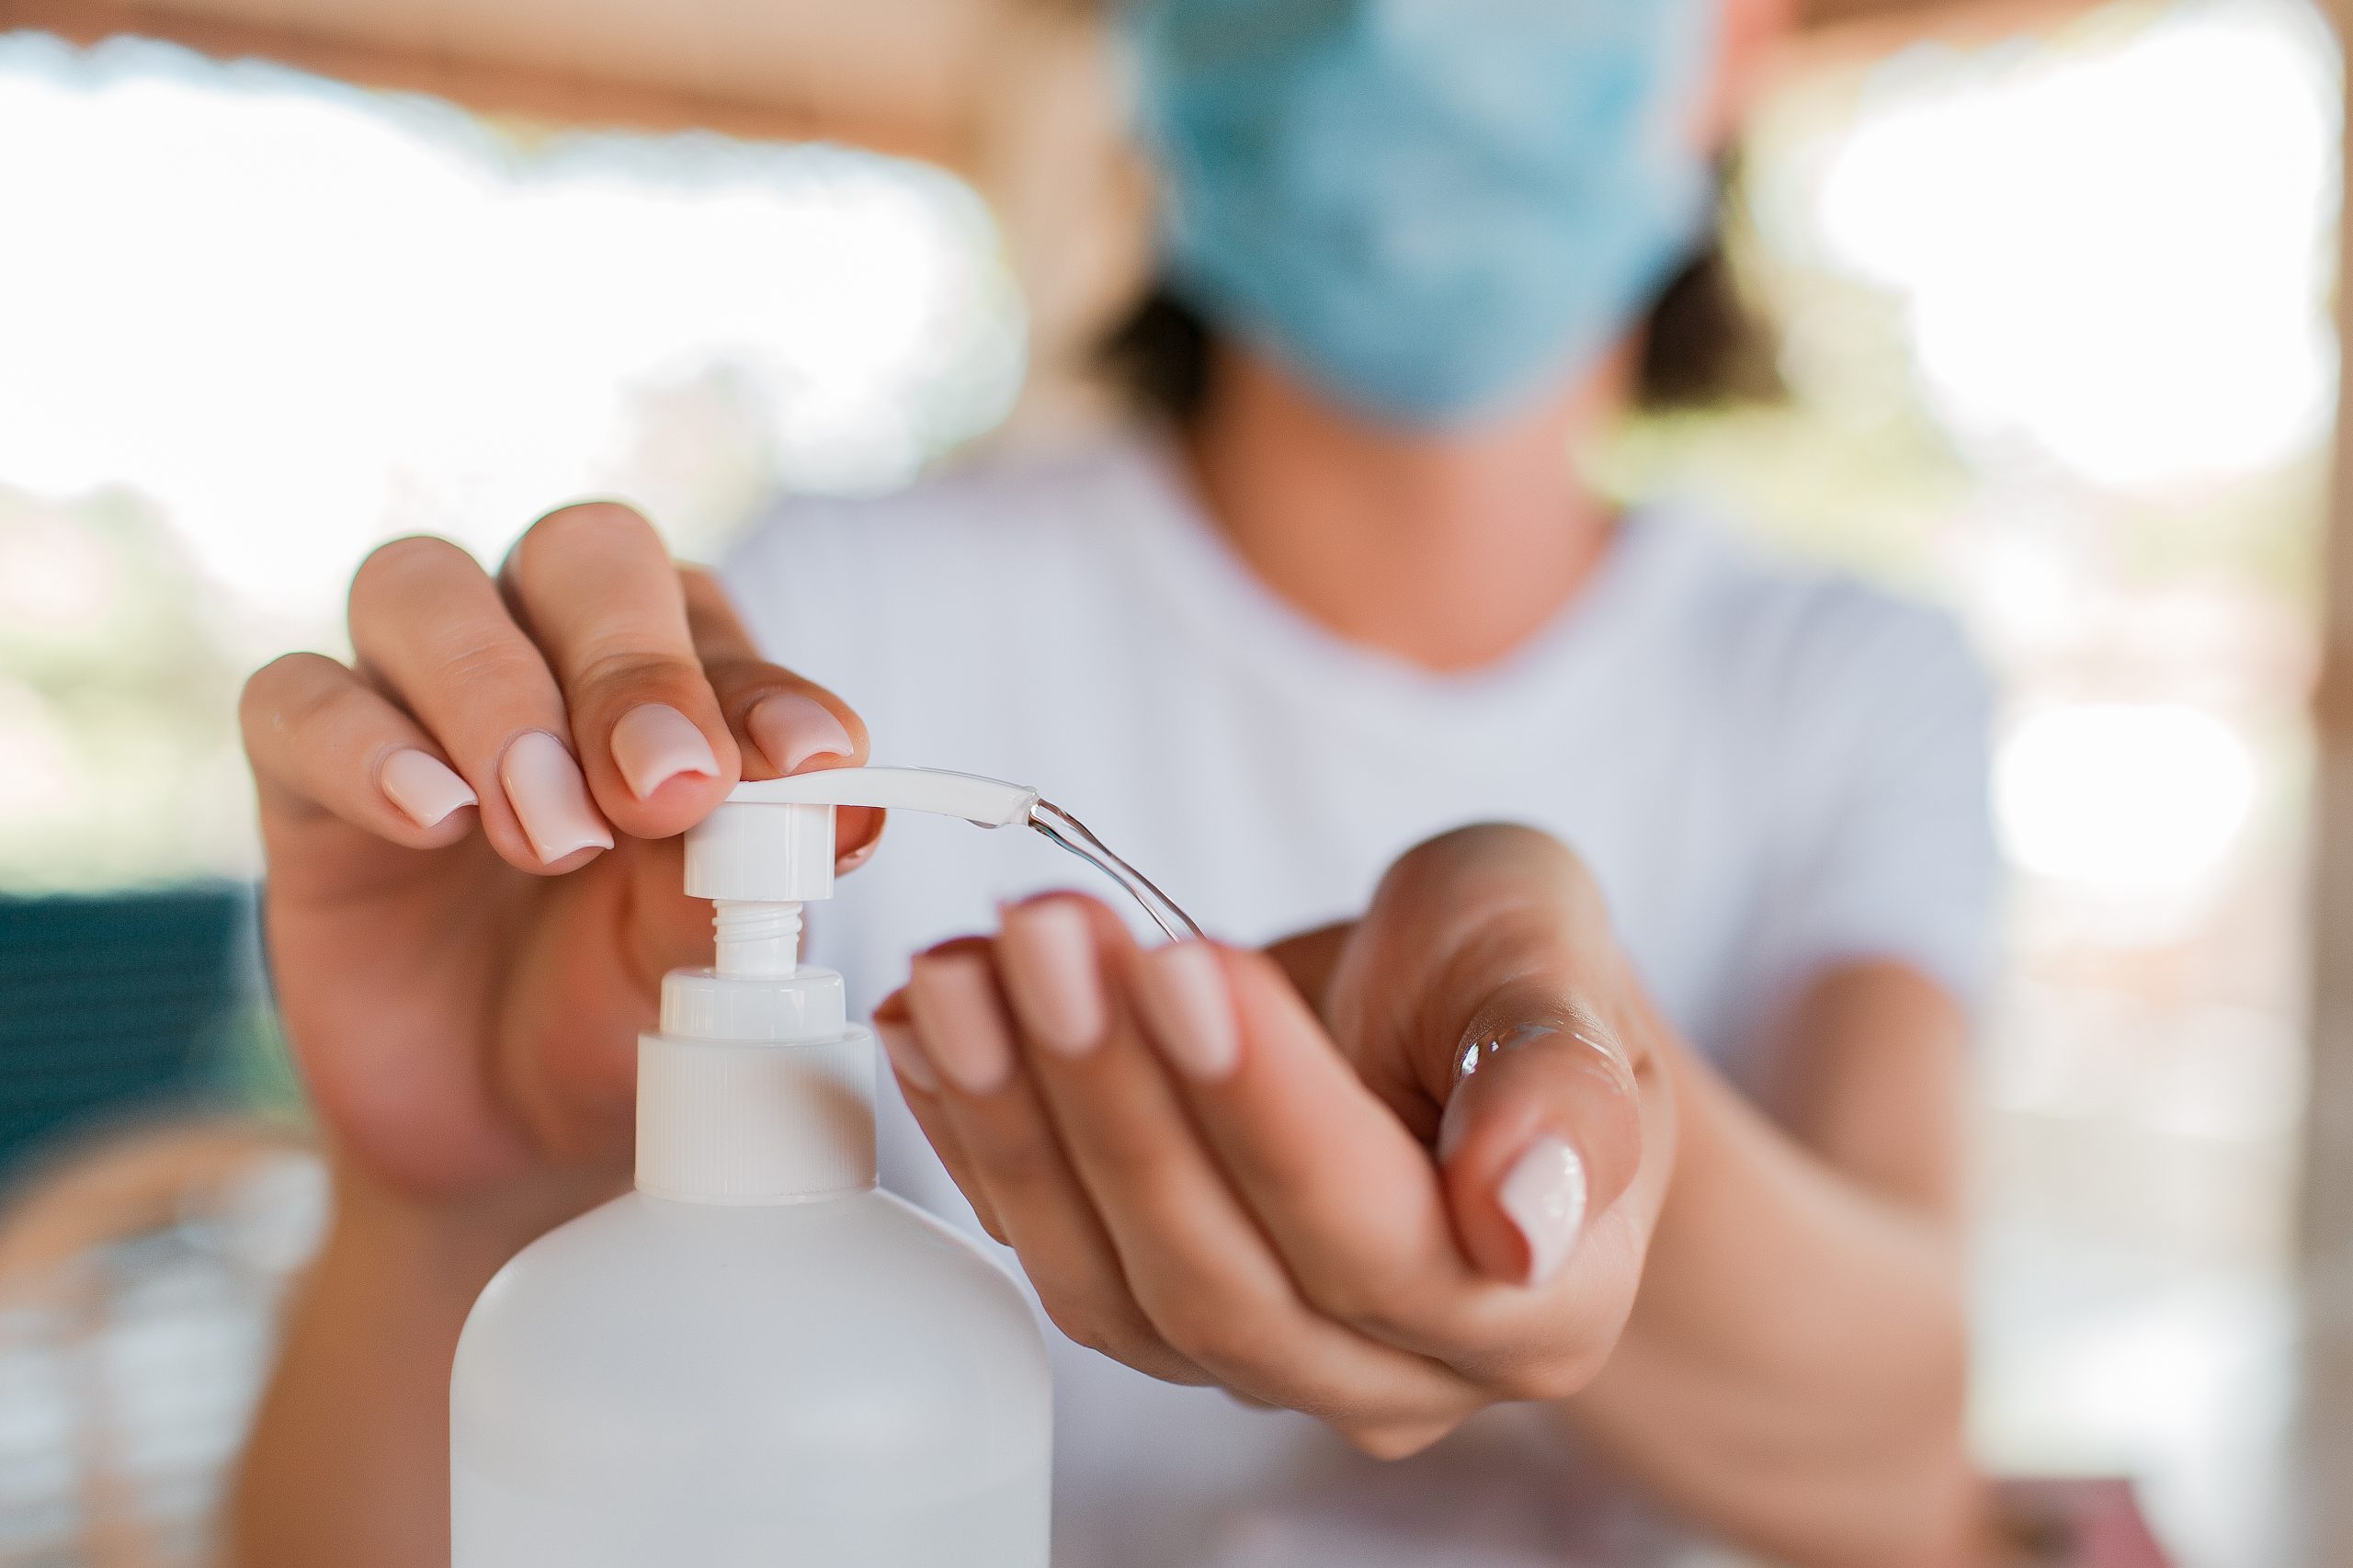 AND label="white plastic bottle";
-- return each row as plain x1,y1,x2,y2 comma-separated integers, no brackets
450,773,1053,1568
